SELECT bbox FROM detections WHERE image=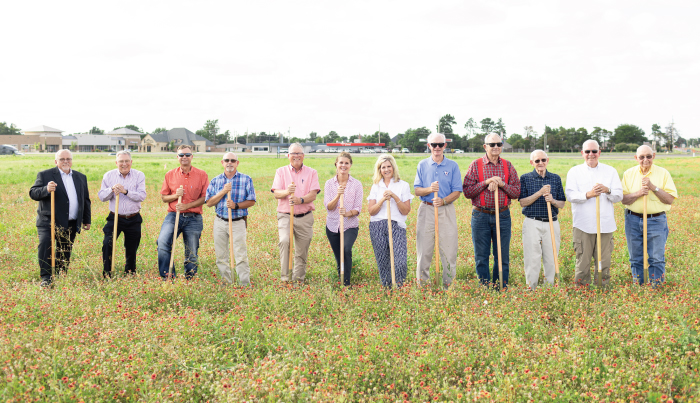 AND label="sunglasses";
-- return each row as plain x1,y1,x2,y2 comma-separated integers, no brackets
584,150,599,154
430,143,445,148
534,158,548,163
178,153,193,157
223,159,237,163
638,155,653,160
485,143,503,148
58,158,72,162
